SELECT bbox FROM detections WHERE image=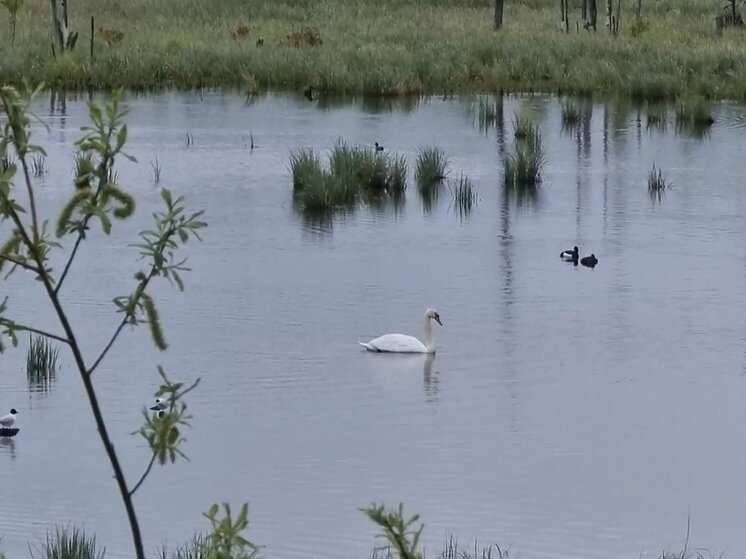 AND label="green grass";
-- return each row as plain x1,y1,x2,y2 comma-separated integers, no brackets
448,173,477,219
291,141,408,211
415,146,449,188
476,95,501,130
30,527,105,559
560,99,582,130
2,0,746,99
512,112,535,140
26,334,60,390
505,126,545,190
646,102,668,131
